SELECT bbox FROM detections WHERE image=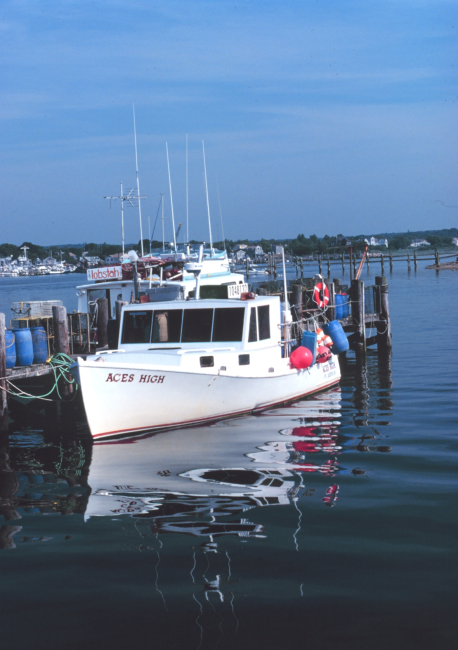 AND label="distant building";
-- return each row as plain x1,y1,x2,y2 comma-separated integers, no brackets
105,253,123,264
364,237,388,247
410,239,431,248
233,244,248,252
452,238,458,246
